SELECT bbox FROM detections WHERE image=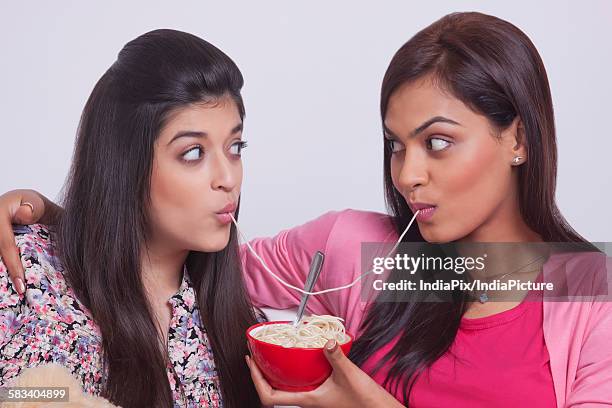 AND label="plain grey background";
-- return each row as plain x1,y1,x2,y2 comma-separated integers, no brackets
1,0,611,241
